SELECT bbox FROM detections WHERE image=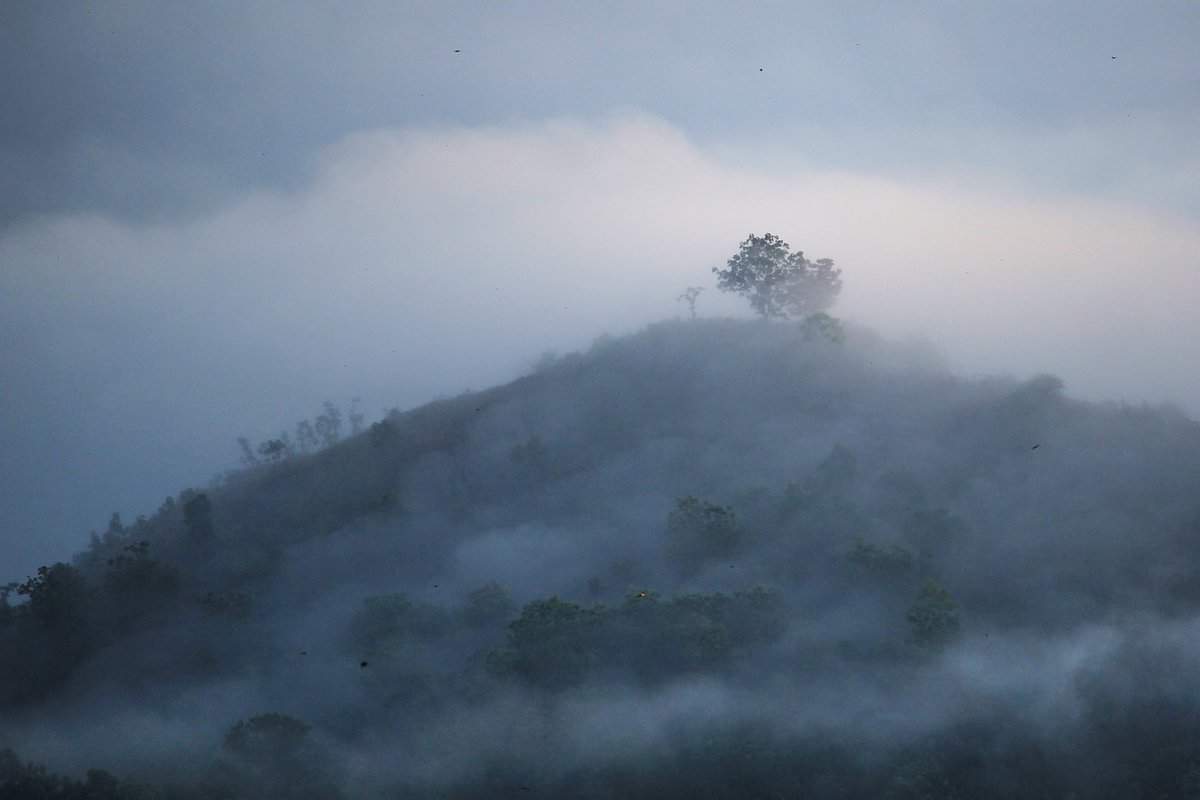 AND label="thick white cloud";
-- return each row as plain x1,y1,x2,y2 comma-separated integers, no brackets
2,114,1198,574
